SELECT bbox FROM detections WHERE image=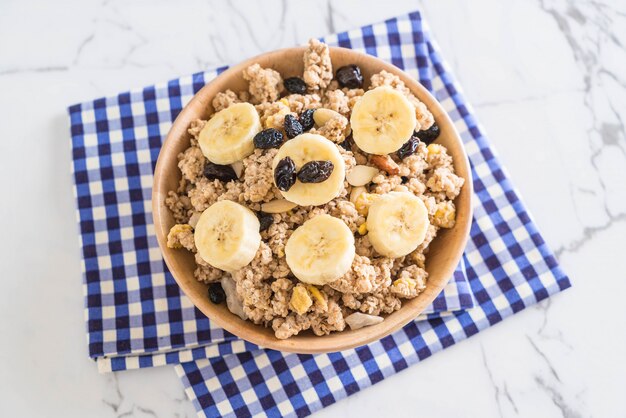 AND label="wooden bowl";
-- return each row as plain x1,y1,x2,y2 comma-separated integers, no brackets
152,46,473,353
